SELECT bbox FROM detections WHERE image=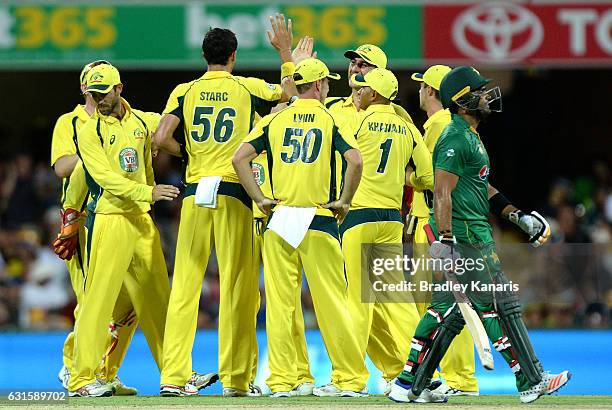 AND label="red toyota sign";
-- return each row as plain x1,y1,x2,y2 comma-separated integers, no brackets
425,2,612,65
